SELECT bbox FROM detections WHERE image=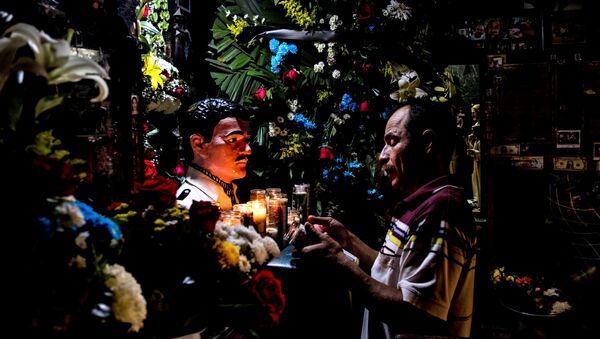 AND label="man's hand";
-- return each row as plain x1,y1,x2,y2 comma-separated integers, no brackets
301,223,346,265
305,215,350,248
